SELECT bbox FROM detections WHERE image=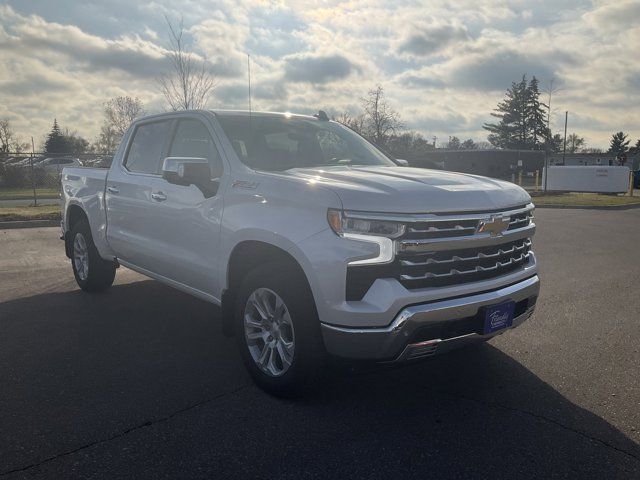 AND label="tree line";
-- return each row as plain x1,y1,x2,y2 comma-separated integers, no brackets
0,96,145,157
2,82,638,160
334,85,479,161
